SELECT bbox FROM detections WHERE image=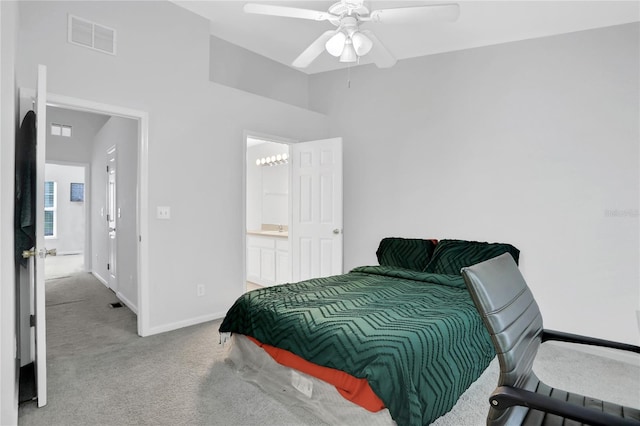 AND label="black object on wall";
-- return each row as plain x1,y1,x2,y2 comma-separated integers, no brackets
15,110,37,267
